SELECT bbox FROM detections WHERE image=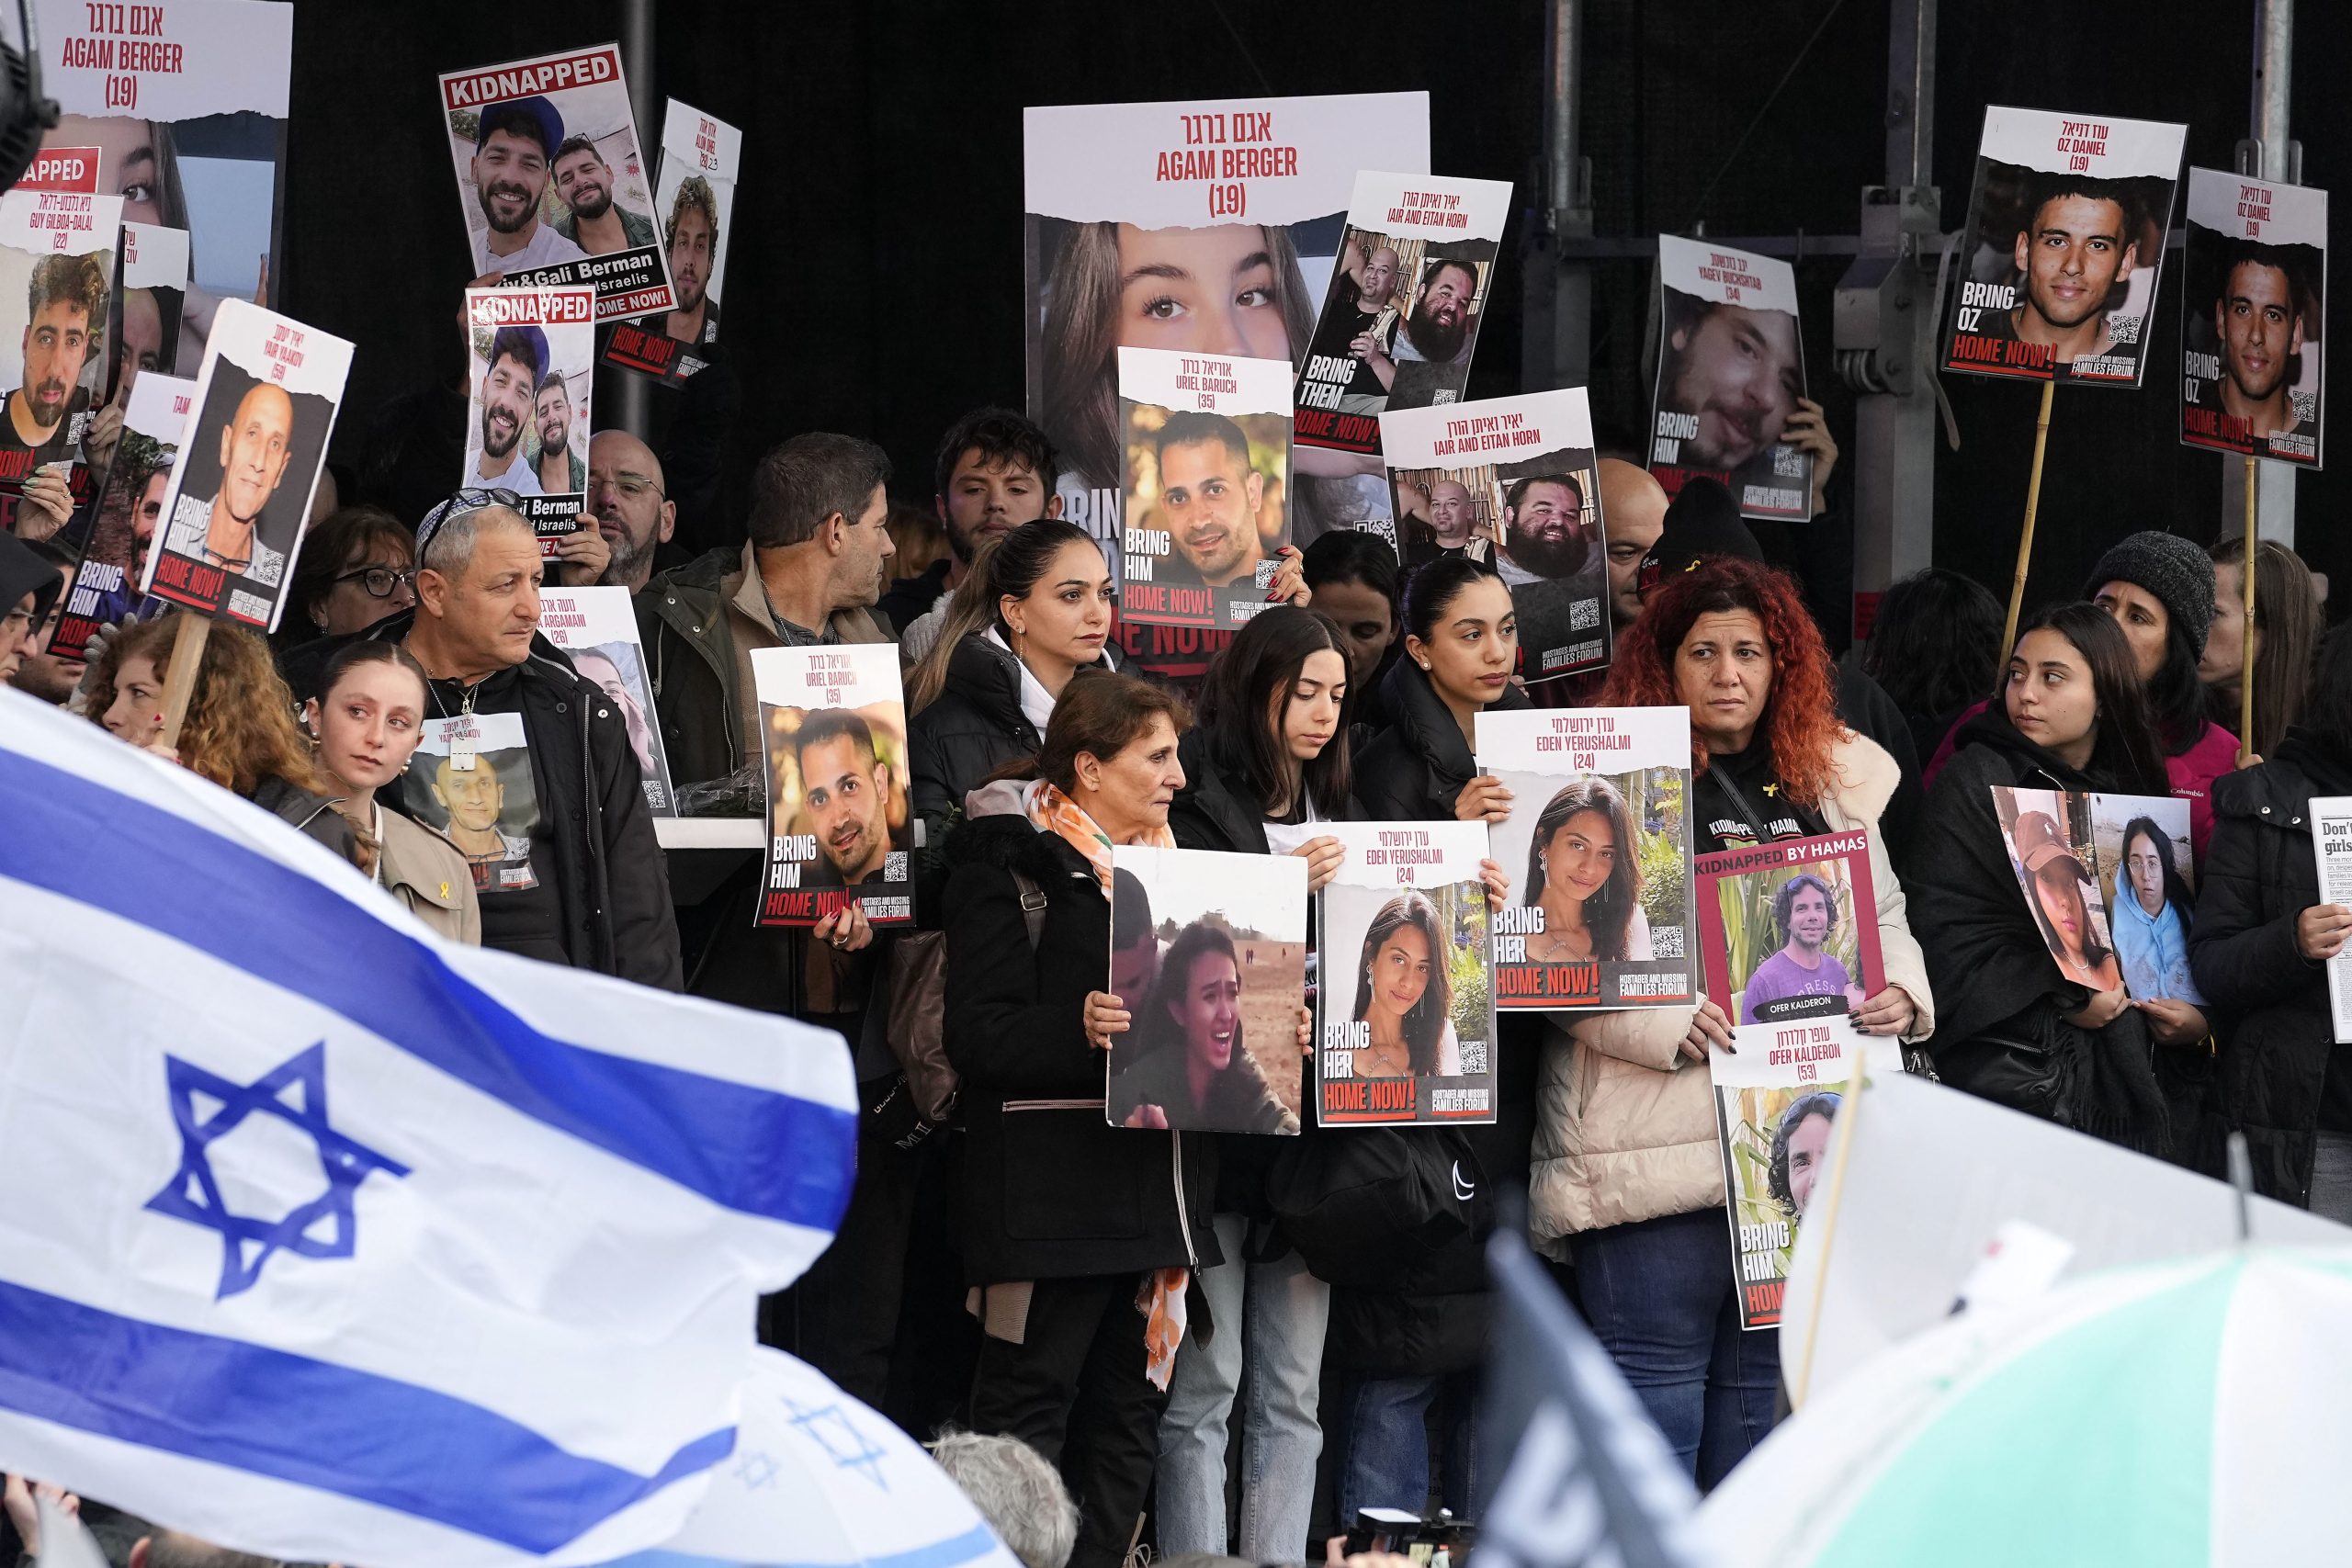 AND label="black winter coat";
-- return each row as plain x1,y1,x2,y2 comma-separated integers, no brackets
910,634,1047,850
1352,655,1530,822
943,808,1219,1283
2191,732,2352,1203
